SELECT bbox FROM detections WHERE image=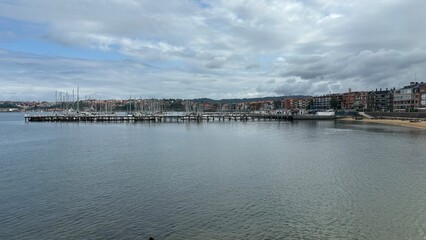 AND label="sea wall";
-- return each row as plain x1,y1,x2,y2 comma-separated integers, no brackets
368,112,426,119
